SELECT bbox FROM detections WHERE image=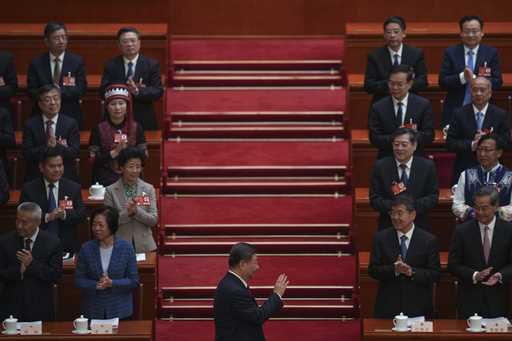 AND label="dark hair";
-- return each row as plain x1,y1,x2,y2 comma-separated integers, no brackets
459,15,484,31
389,65,414,82
44,21,67,38
37,84,61,101
117,27,140,40
90,206,119,235
39,147,63,164
392,127,418,144
473,186,499,206
391,194,416,212
477,133,506,151
383,16,406,31
118,147,145,168
228,242,257,268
